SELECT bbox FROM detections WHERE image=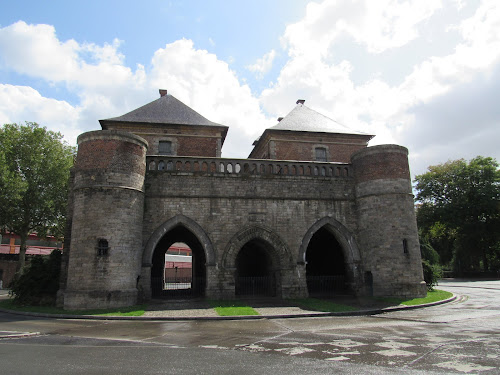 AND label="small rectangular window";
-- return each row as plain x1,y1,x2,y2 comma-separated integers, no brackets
158,141,172,155
97,239,109,256
315,147,327,162
403,239,409,254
